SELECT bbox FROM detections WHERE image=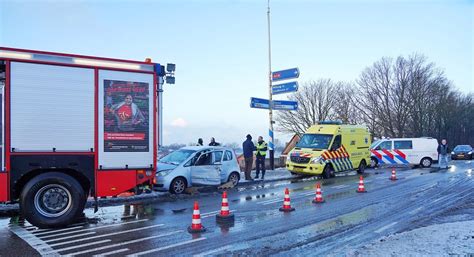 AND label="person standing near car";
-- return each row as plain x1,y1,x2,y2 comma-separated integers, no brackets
209,137,220,146
242,134,256,181
197,138,203,146
437,139,450,169
255,136,268,180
